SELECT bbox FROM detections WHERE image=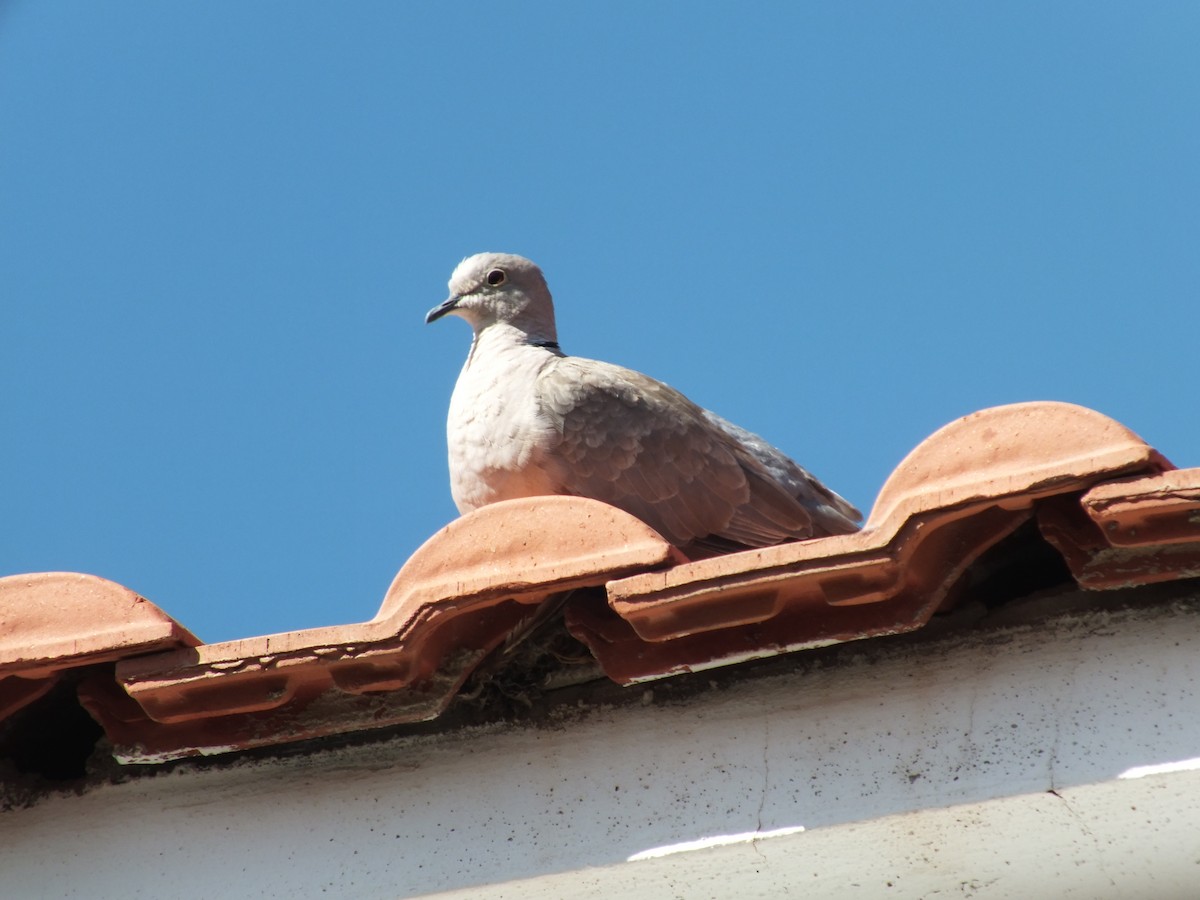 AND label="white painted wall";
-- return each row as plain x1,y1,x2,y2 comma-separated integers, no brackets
2,590,1199,899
